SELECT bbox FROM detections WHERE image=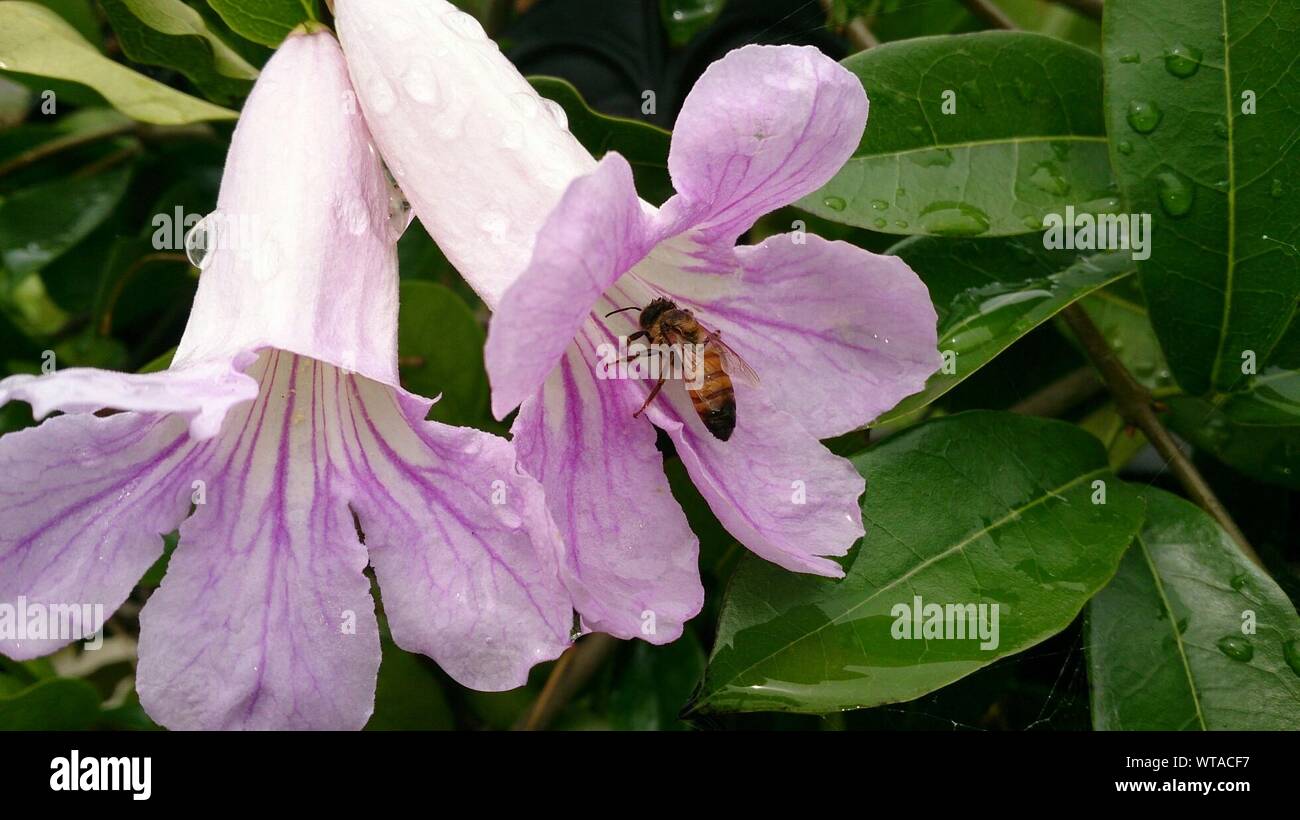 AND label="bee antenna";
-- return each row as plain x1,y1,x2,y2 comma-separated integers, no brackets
604,306,641,318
